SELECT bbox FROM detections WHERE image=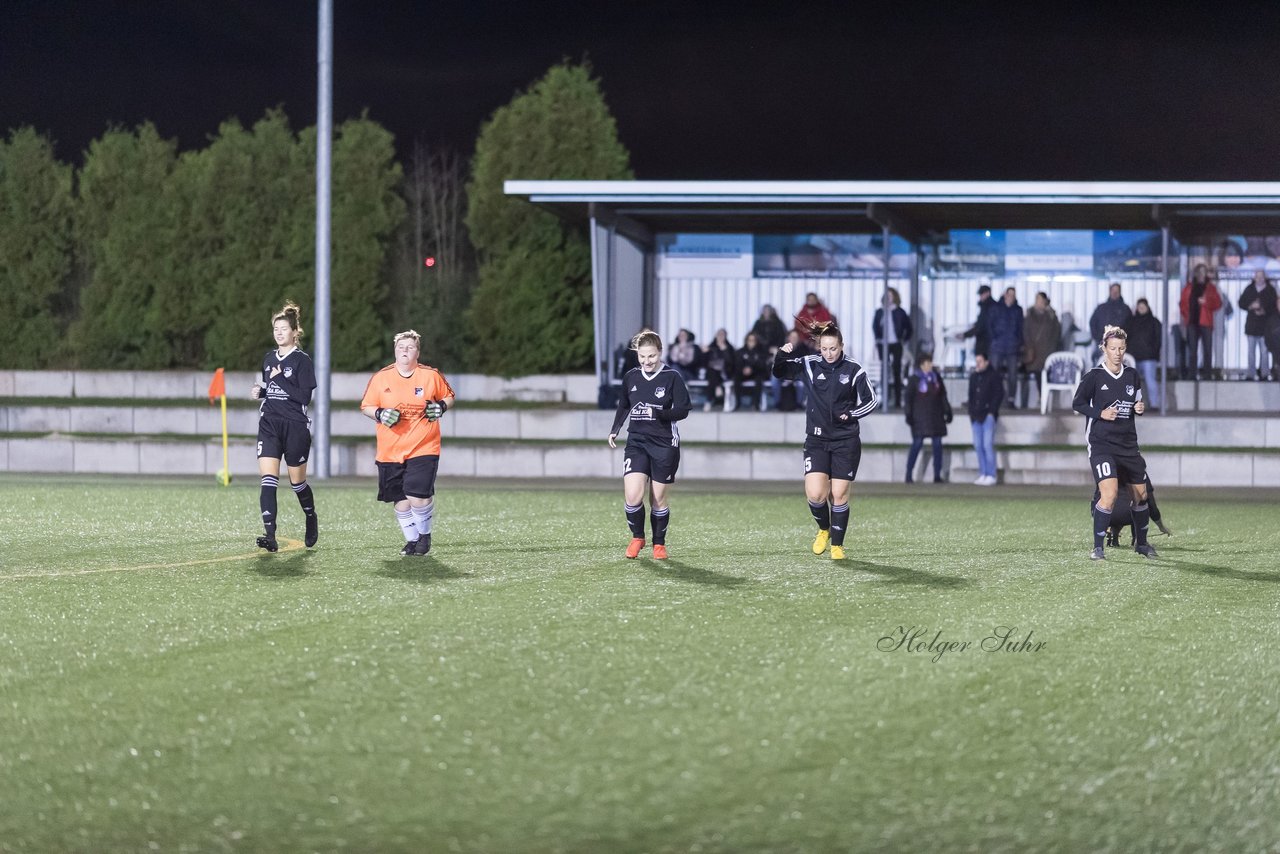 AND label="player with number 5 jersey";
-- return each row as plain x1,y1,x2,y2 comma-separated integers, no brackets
608,329,692,560
1073,324,1157,561
773,320,878,560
